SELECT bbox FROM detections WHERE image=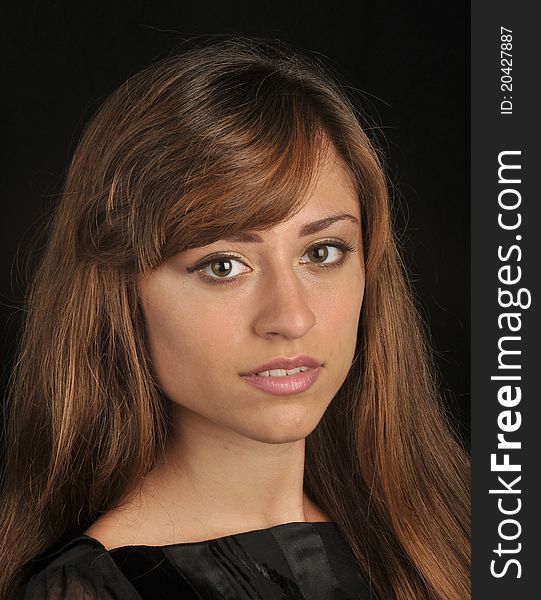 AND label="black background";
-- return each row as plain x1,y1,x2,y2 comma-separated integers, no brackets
1,1,469,446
